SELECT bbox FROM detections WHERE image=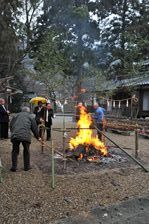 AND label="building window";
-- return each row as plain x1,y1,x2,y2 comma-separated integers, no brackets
143,90,149,111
